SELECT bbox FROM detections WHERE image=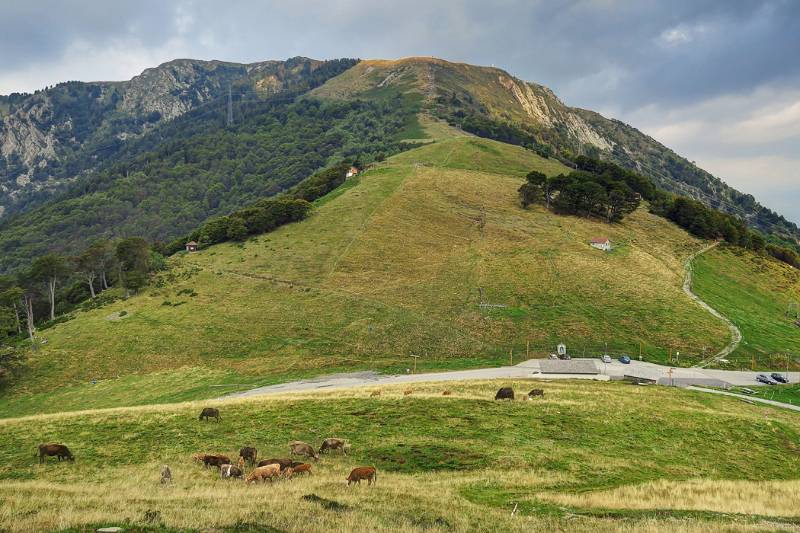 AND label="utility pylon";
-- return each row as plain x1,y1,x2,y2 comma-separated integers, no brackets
227,85,233,127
